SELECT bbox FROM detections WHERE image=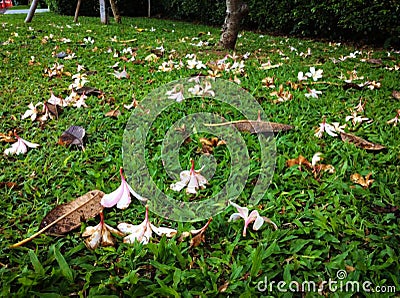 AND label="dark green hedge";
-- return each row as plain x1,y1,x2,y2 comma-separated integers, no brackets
47,0,400,47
